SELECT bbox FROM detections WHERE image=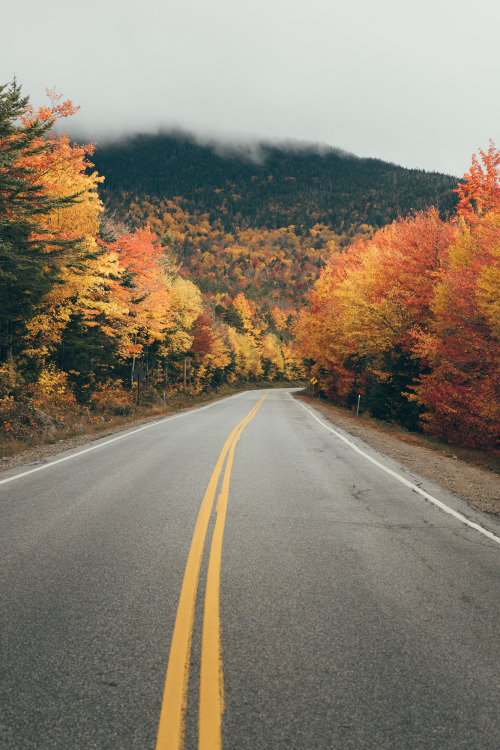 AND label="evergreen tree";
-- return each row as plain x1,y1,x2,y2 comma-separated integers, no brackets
0,79,81,359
